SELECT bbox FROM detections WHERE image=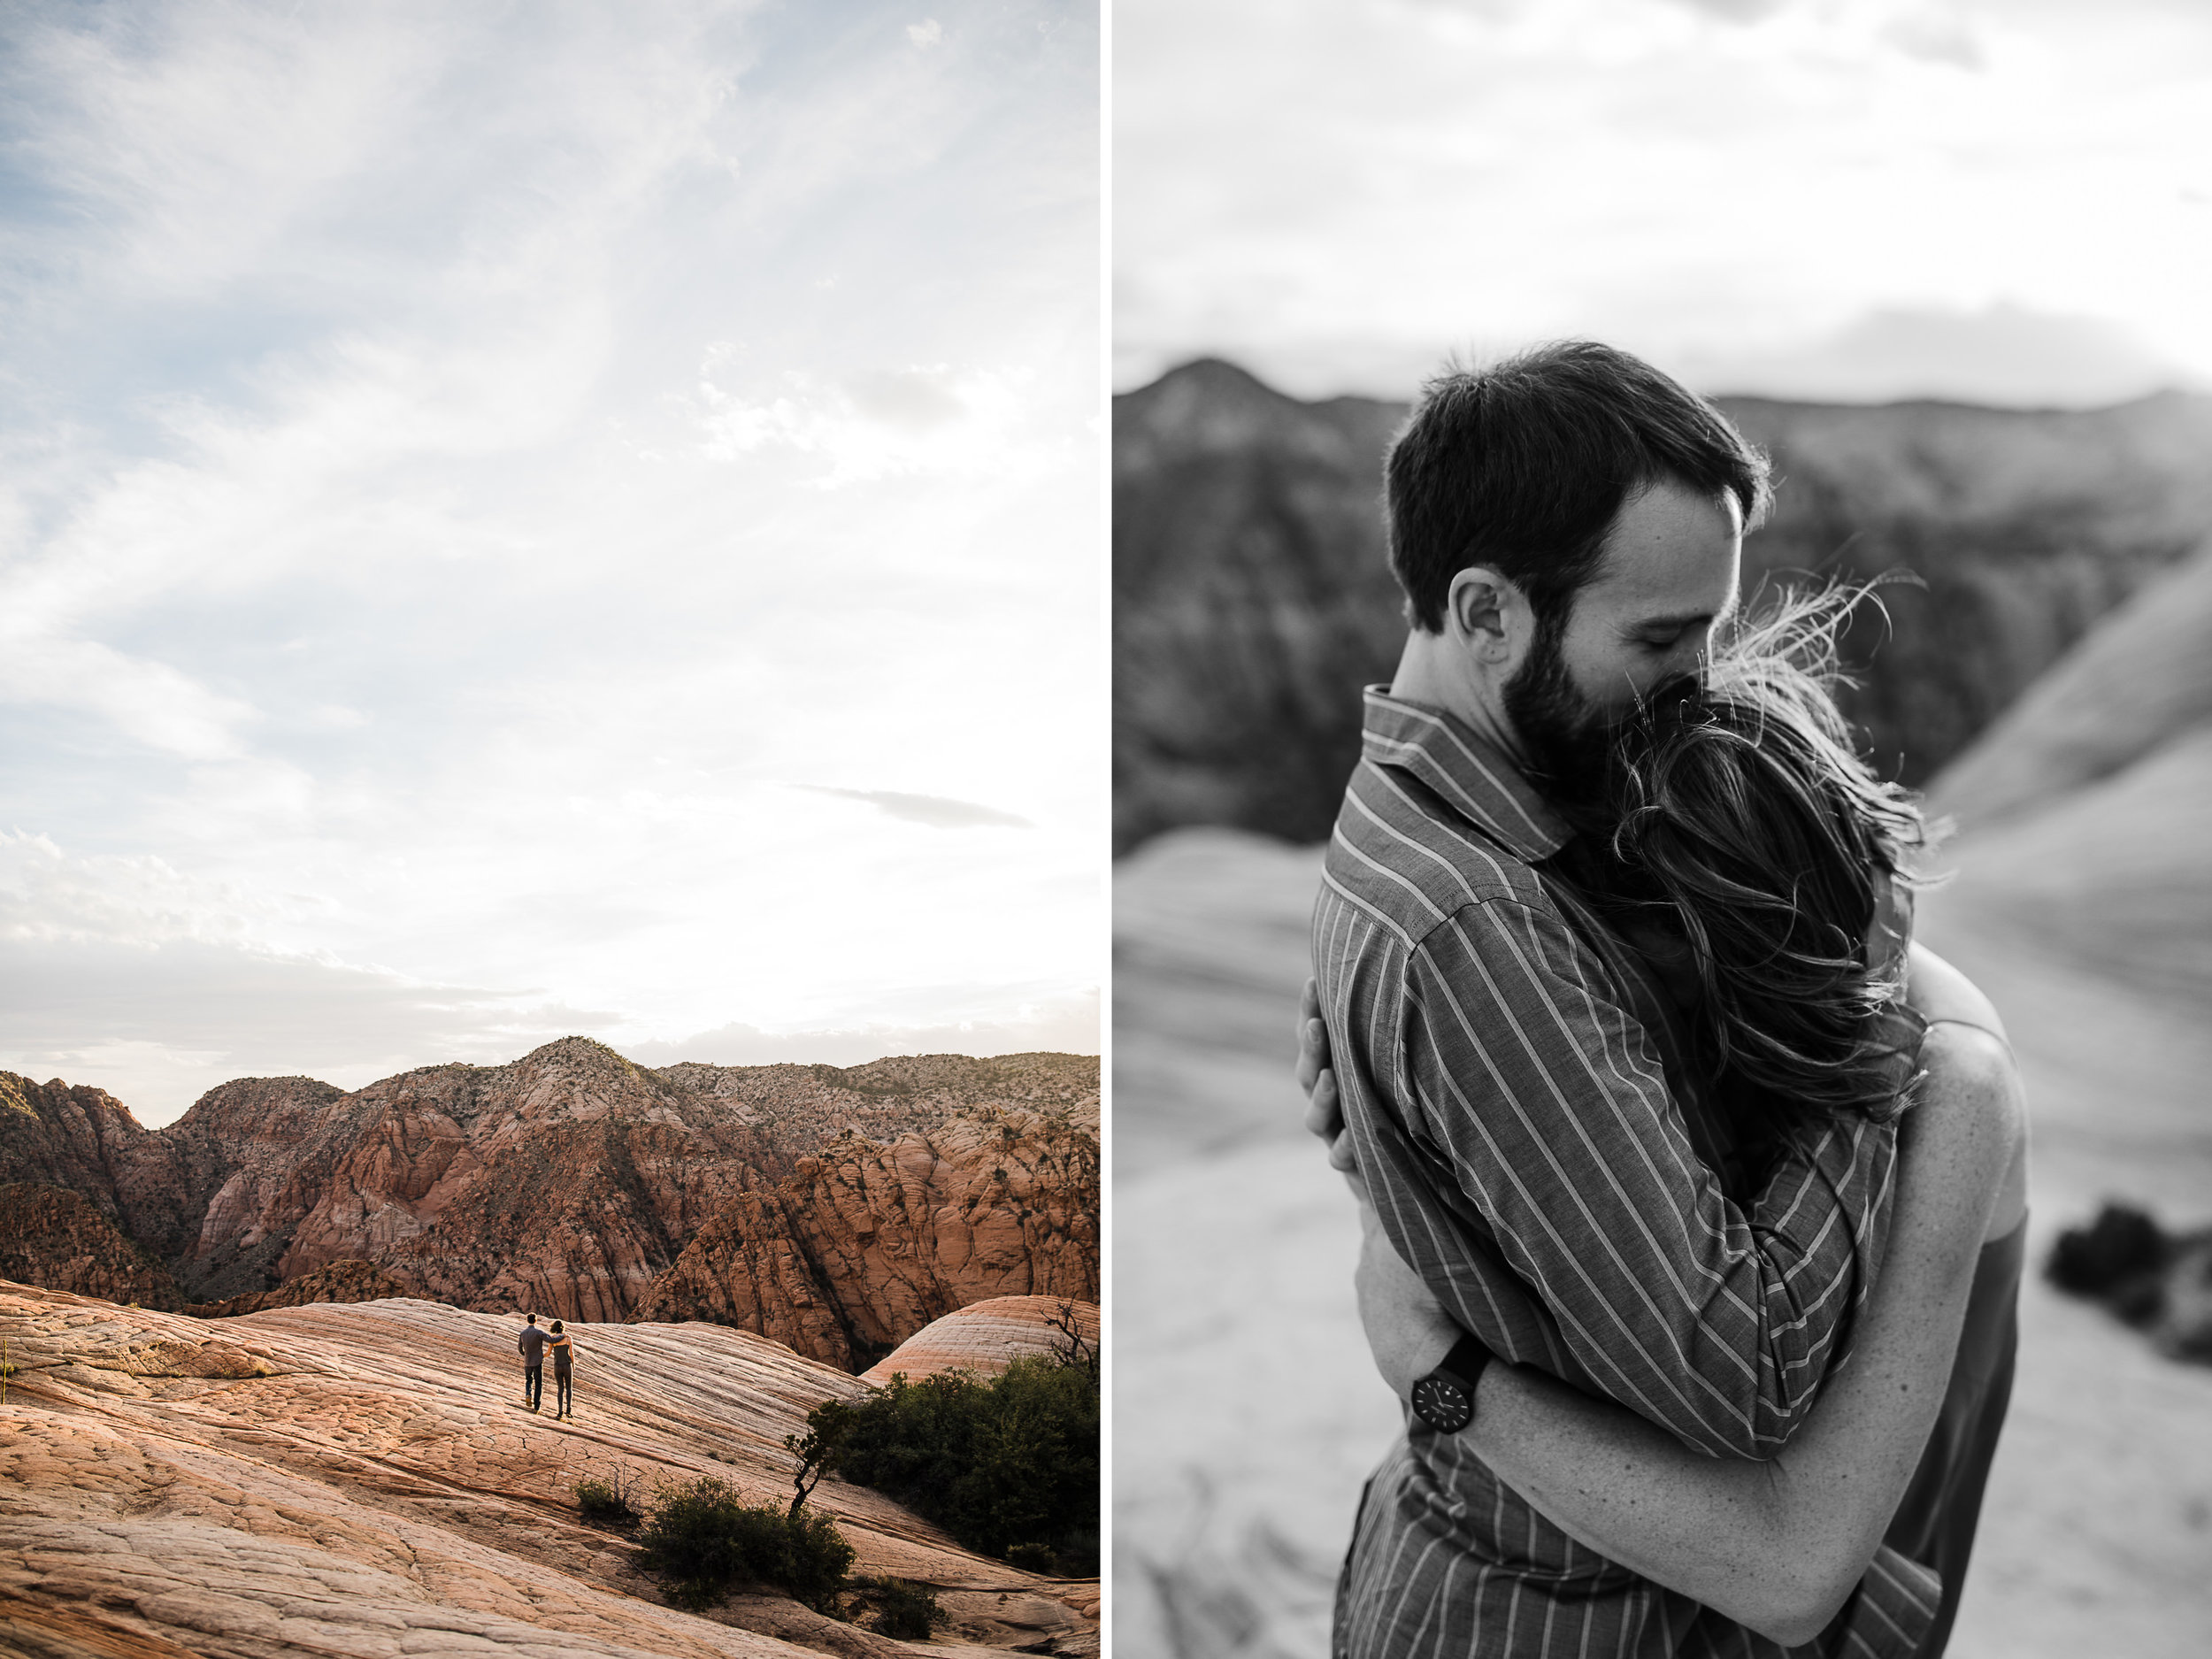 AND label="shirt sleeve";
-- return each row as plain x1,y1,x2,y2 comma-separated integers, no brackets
1399,897,1897,1459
